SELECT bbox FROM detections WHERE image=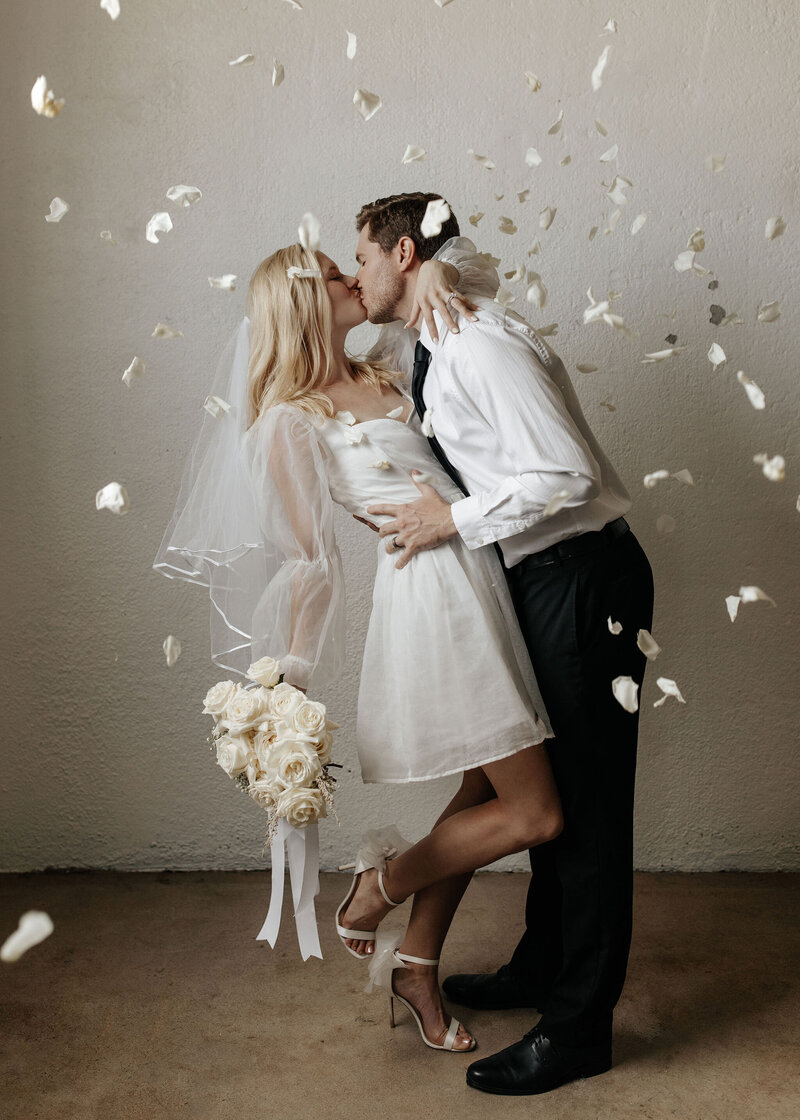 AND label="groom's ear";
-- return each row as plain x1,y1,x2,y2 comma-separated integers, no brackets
395,235,420,273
